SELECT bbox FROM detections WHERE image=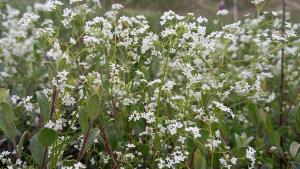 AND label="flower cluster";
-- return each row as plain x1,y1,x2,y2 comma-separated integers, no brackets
0,0,299,169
